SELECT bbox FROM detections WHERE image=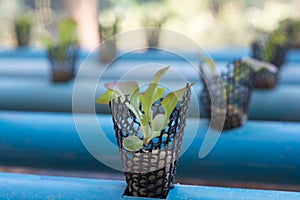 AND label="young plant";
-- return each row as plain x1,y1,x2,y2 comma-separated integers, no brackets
253,30,287,65
43,18,78,57
140,0,173,29
199,55,253,130
263,32,287,62
98,10,119,63
15,15,32,47
99,10,120,42
277,18,300,48
138,1,174,48
199,54,227,101
43,18,78,82
96,66,193,151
